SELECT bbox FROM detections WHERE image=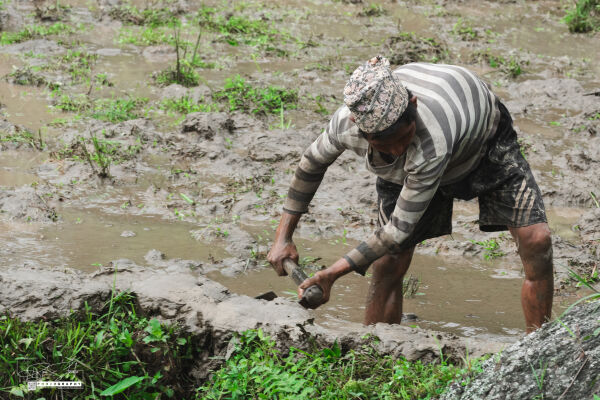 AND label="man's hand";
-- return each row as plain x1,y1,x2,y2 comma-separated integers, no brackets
267,239,299,276
298,257,353,309
268,212,302,276
298,269,334,308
